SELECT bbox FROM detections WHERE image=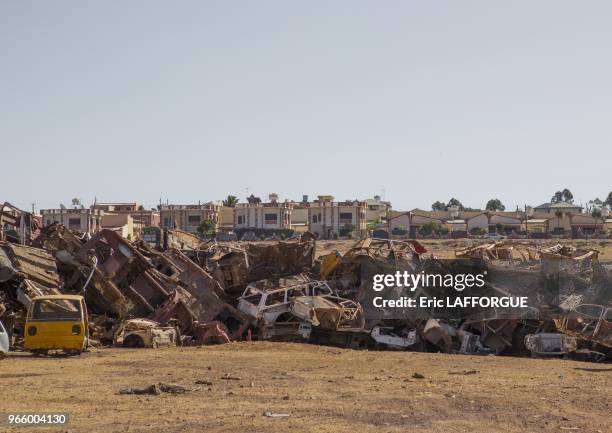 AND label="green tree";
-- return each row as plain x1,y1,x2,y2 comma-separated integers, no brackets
551,191,563,203
592,208,602,219
366,218,381,232
485,199,506,211
447,198,464,210
587,198,602,212
223,195,239,207
419,222,448,236
605,191,612,207
551,188,573,203
431,201,446,211
470,227,486,236
246,194,261,204
196,219,216,237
